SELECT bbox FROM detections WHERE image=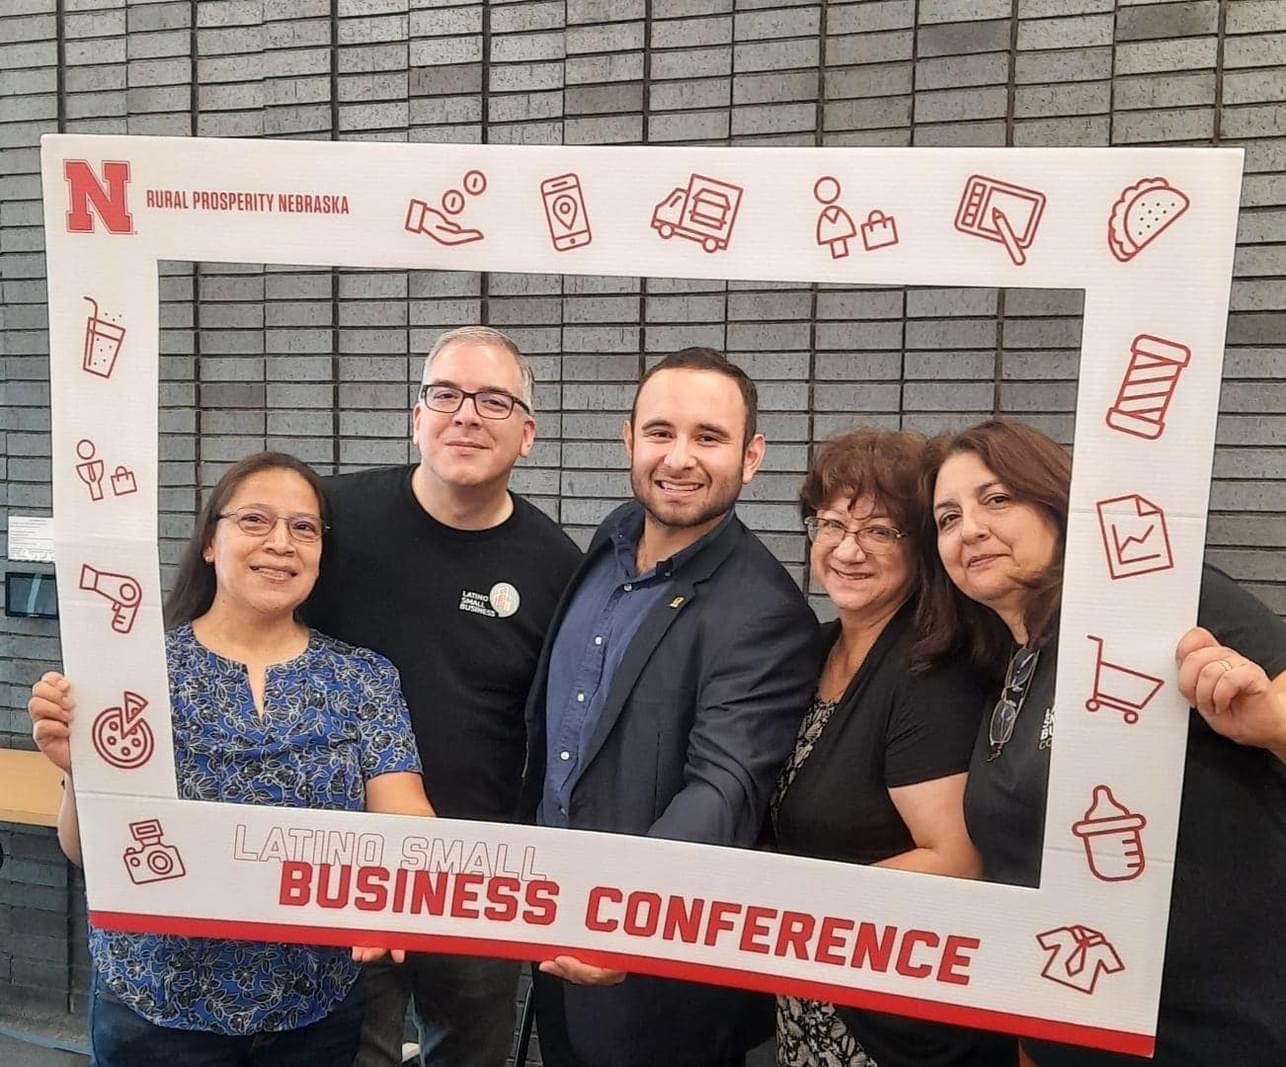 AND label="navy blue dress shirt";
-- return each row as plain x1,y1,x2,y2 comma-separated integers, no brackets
539,508,734,826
